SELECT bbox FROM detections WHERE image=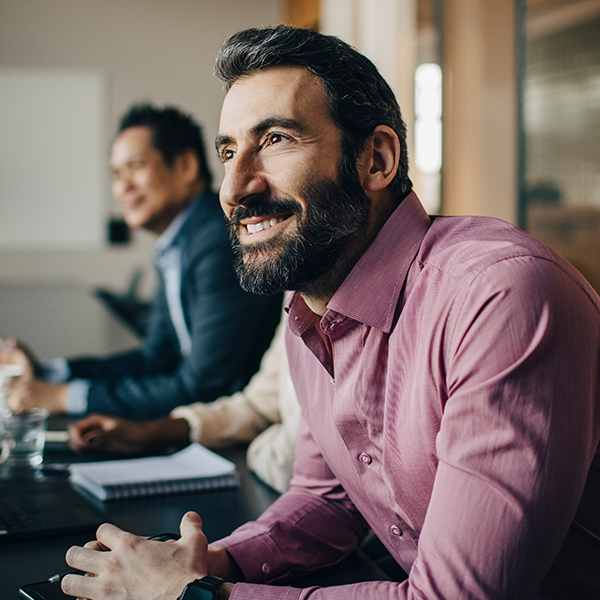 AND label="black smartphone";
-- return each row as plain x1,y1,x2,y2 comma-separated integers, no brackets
19,580,70,600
